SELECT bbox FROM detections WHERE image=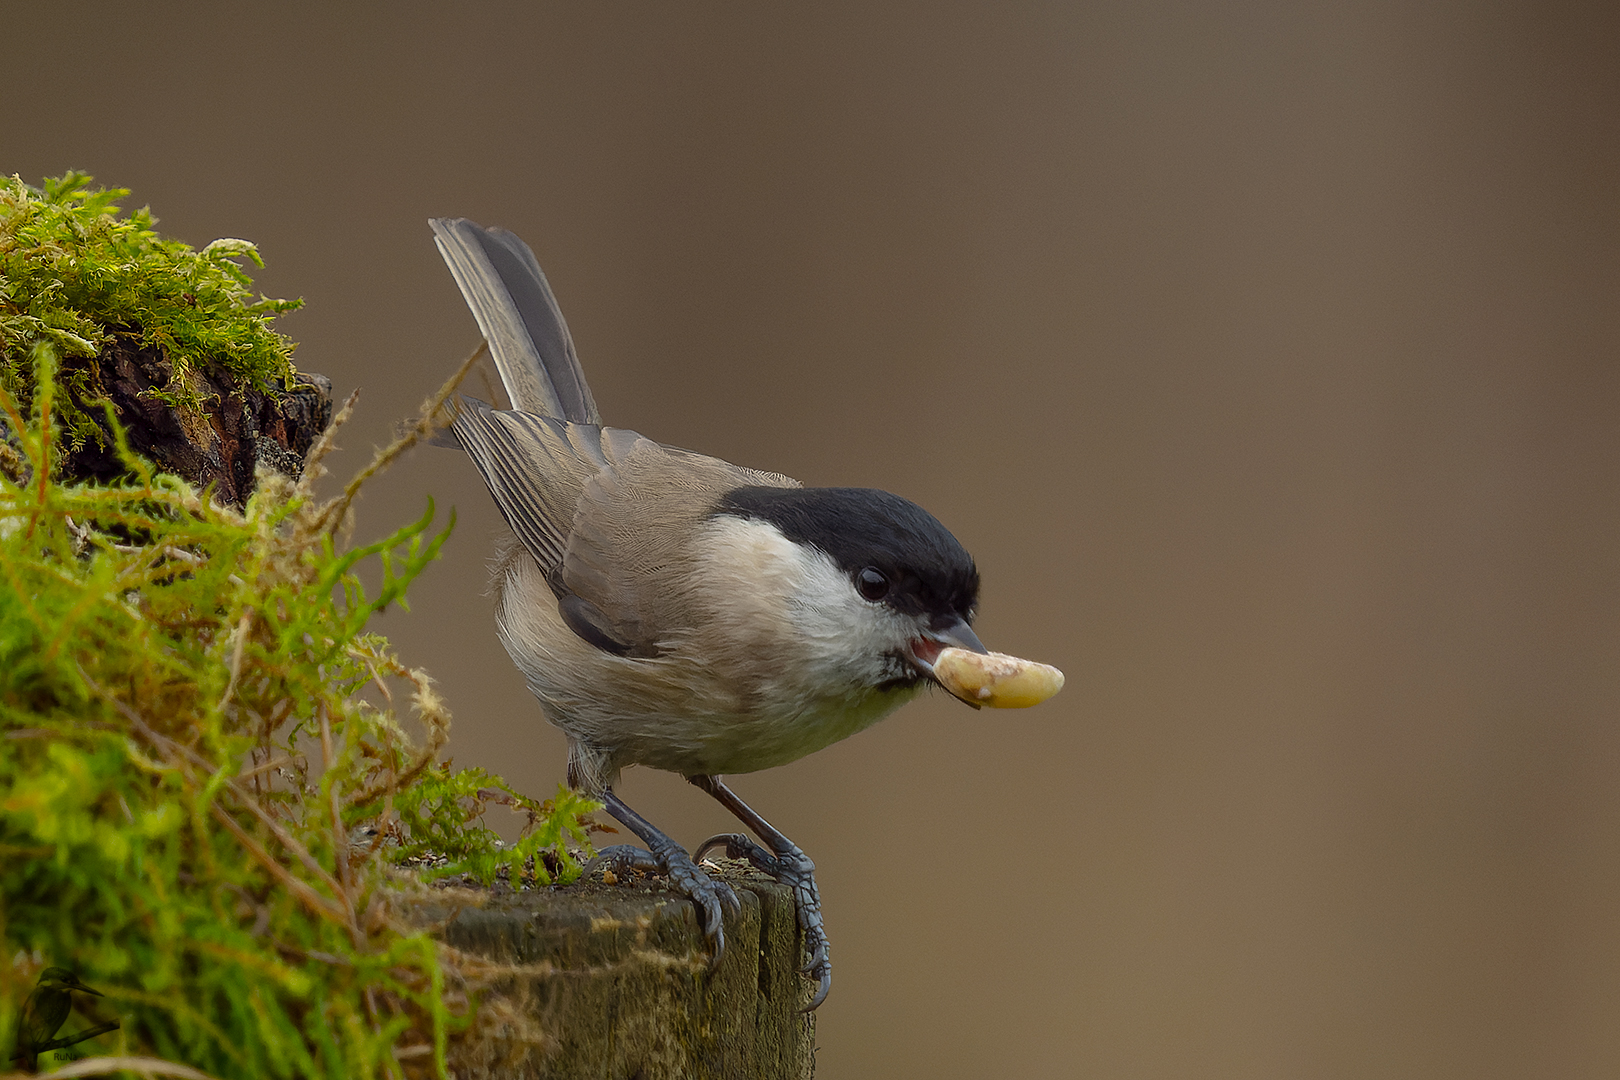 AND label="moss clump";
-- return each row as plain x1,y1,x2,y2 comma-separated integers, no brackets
0,172,301,450
0,181,601,1078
